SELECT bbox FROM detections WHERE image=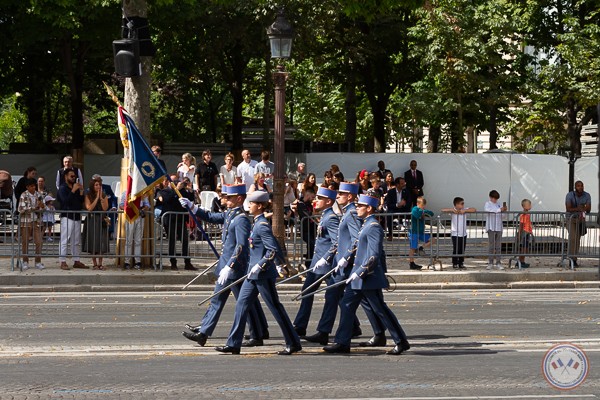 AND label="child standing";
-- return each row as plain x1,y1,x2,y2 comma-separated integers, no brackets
408,197,435,270
484,190,507,270
441,197,476,270
17,179,45,270
518,199,533,268
42,195,56,241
